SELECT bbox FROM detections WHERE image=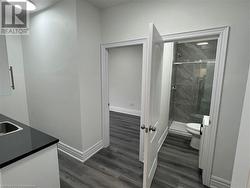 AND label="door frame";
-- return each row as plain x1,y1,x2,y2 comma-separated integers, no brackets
161,26,229,186
101,26,229,185
101,38,148,162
